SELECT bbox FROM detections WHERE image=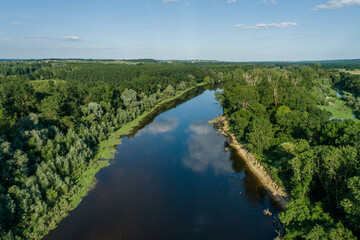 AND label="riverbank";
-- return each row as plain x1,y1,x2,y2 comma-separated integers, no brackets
209,115,290,210
40,83,207,239
72,83,208,205
44,87,280,240
97,82,207,160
